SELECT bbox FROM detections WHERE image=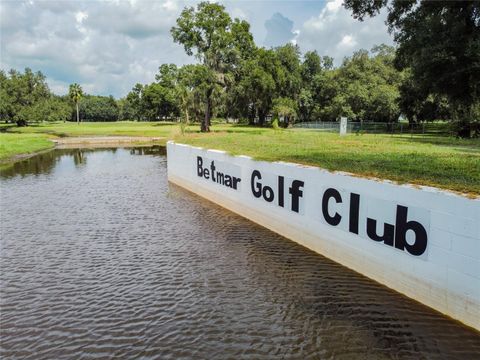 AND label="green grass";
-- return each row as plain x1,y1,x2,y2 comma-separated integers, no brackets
177,127,480,195
10,121,179,138
2,121,479,195
0,133,54,162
